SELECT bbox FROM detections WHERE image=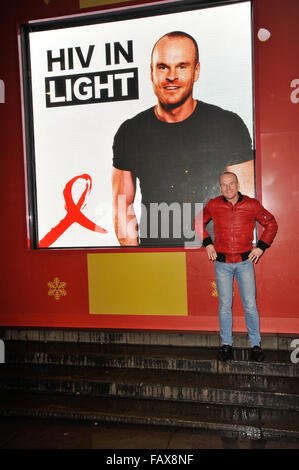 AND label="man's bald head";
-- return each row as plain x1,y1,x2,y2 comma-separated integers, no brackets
151,31,199,66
